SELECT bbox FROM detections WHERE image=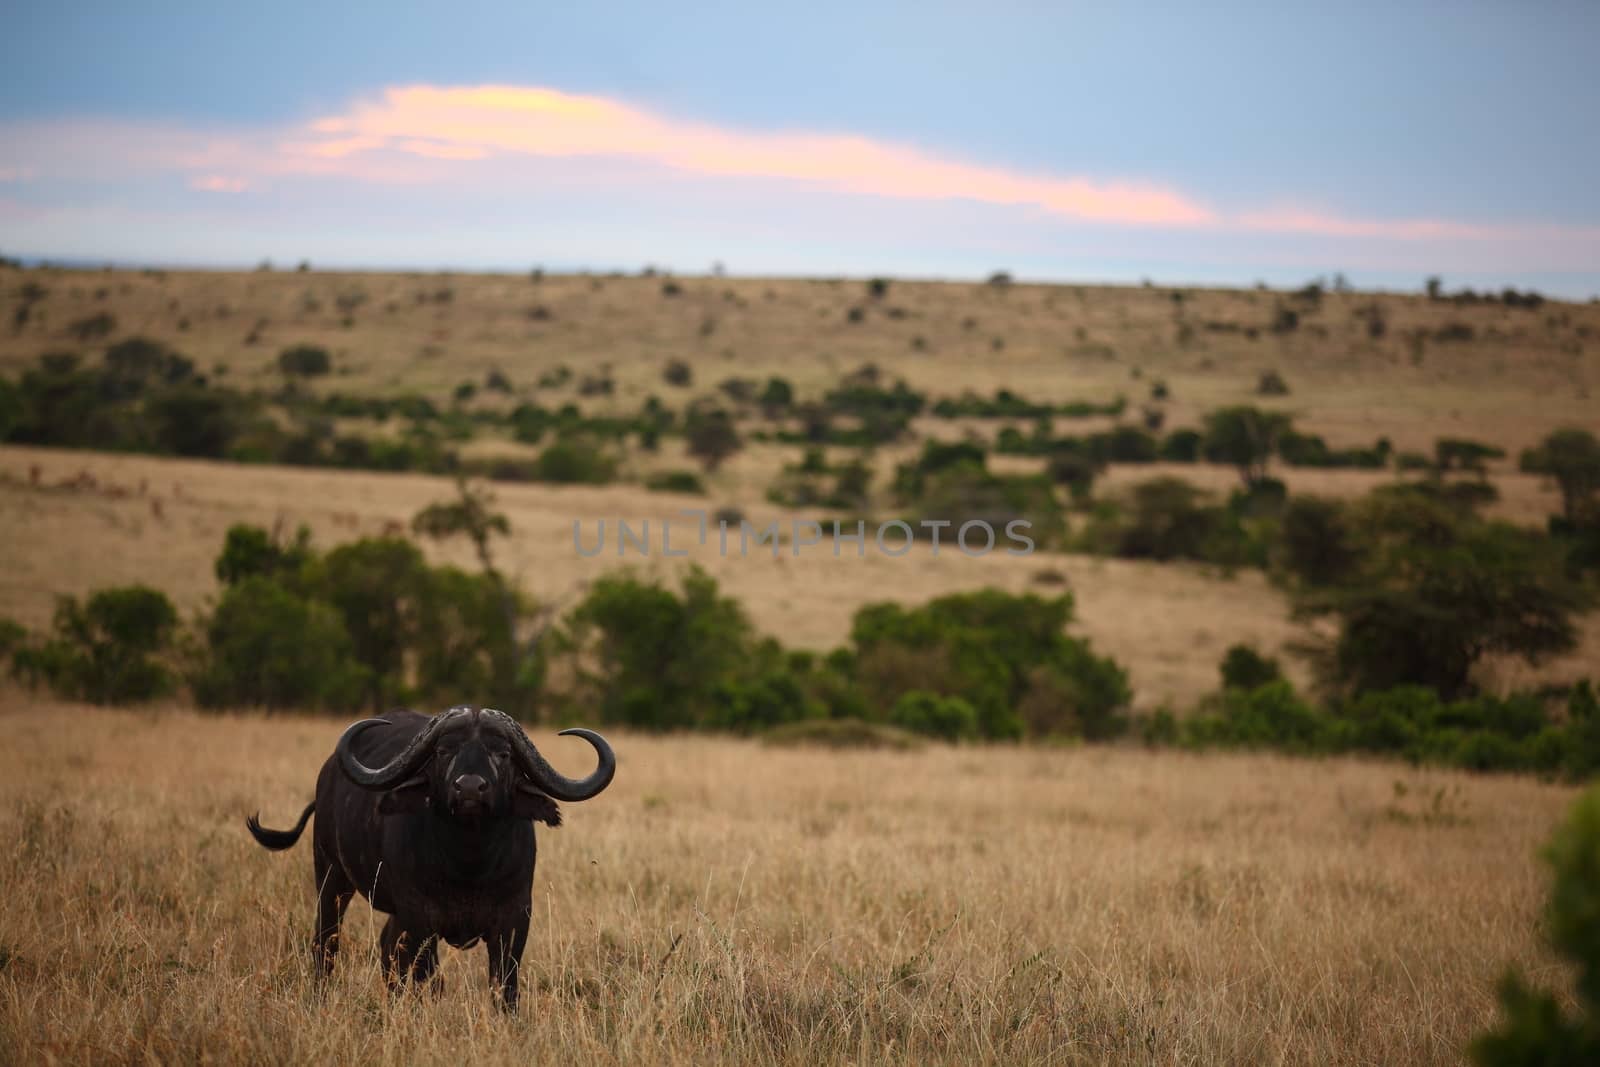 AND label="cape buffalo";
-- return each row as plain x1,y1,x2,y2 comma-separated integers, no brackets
246,706,615,1008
